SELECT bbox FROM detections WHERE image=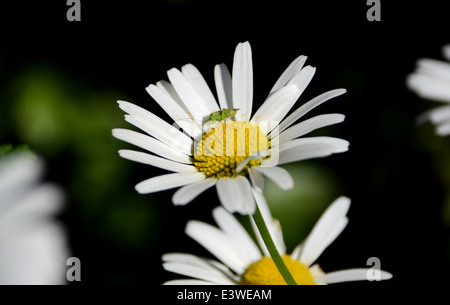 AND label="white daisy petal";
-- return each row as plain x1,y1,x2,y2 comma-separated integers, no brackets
233,176,256,214
278,89,347,133
112,128,192,164
251,85,300,126
146,83,202,139
427,105,450,124
163,279,215,285
232,42,253,121
269,55,307,95
185,220,248,274
135,172,205,194
214,63,233,110
321,268,393,284
181,64,220,113
407,73,450,102
118,101,193,155
236,150,269,174
443,44,450,61
0,222,69,285
146,83,189,120
167,68,210,118
215,178,240,213
287,65,316,95
162,253,239,282
257,66,316,127
416,58,450,81
276,113,346,145
162,254,236,284
253,166,294,190
291,244,302,261
0,184,63,233
276,137,349,165
298,196,351,266
0,154,69,285
0,154,42,214
212,207,262,265
118,149,196,173
172,178,217,206
248,168,265,192
416,104,450,127
216,176,255,214
155,80,189,112
437,121,450,136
